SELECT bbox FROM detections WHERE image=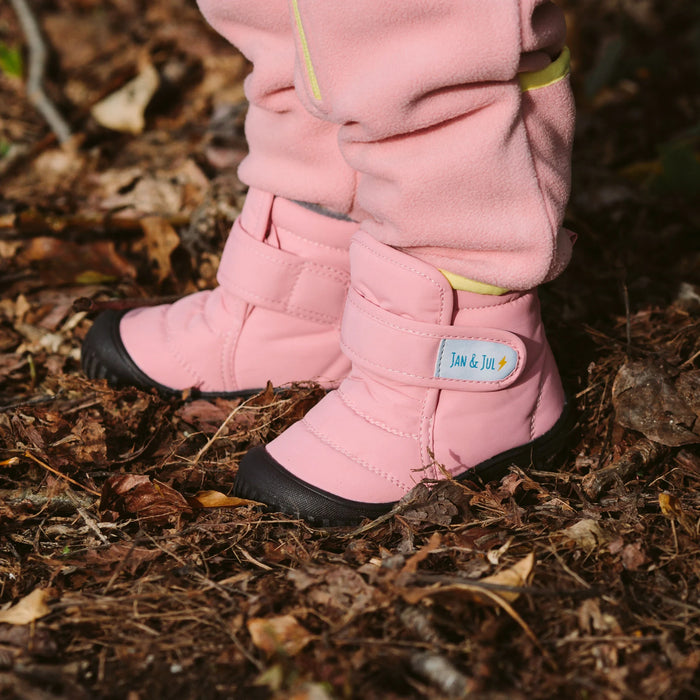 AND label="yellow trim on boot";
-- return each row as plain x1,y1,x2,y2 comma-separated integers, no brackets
519,46,570,92
439,269,509,296
291,0,322,101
